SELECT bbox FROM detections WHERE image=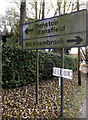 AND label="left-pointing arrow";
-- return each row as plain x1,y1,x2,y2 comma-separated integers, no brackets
25,28,29,34
67,36,83,45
